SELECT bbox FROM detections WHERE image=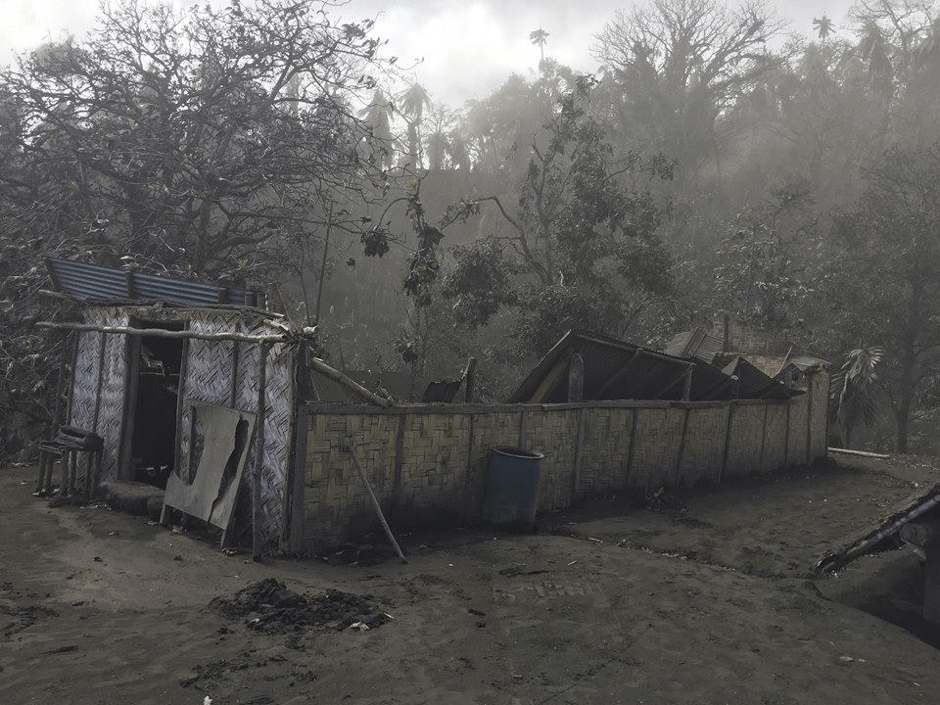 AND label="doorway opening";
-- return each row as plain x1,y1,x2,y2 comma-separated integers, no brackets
129,320,184,488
